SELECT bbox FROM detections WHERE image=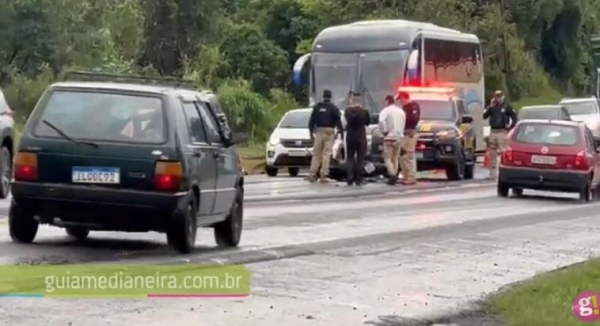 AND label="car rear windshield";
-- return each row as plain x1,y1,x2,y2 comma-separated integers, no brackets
514,124,580,146
33,90,165,144
279,111,310,128
518,108,559,120
561,101,597,115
